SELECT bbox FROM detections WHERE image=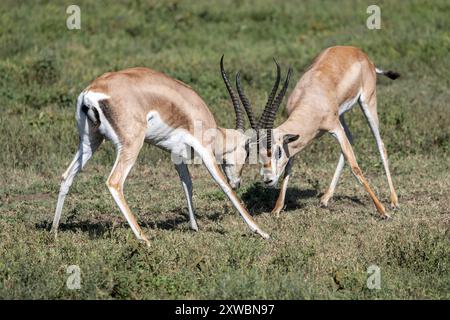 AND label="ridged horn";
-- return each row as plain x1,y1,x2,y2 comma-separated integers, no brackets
220,55,244,130
265,67,293,153
235,71,257,130
257,58,281,129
